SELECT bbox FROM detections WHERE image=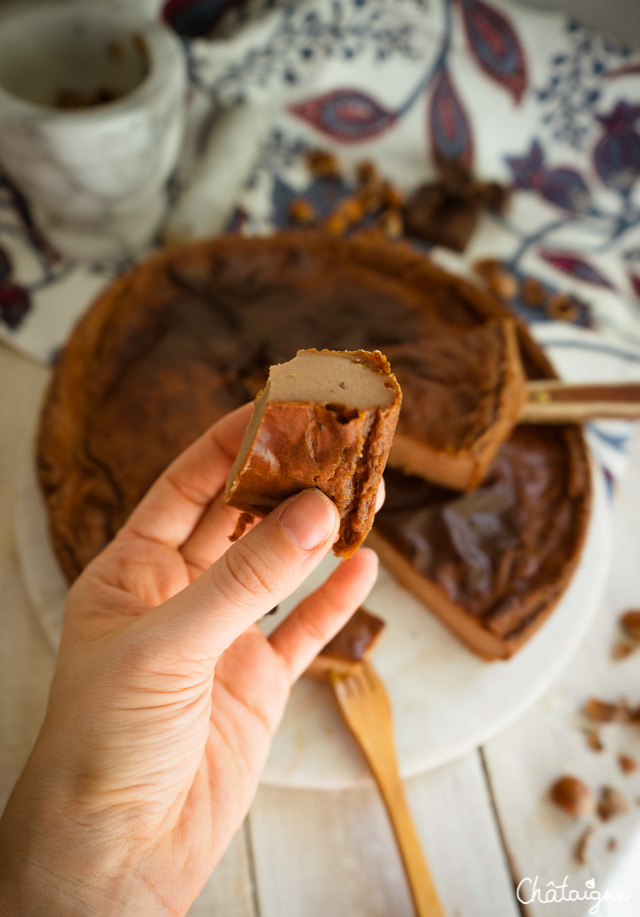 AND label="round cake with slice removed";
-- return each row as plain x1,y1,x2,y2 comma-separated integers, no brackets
37,233,591,659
